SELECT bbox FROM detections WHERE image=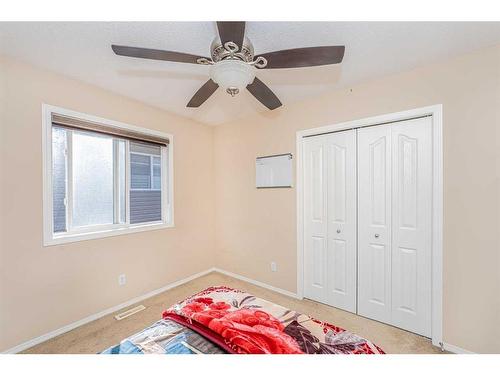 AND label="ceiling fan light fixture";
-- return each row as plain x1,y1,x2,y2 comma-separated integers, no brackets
209,60,255,96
